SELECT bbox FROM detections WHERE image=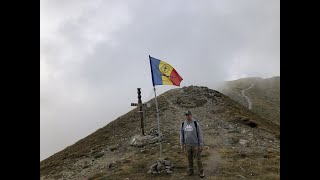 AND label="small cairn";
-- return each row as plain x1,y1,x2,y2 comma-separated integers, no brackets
147,159,174,174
